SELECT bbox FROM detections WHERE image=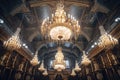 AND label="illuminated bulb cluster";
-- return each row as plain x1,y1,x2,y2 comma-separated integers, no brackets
30,54,40,66
98,26,118,49
4,28,21,50
81,51,91,66
41,1,80,40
